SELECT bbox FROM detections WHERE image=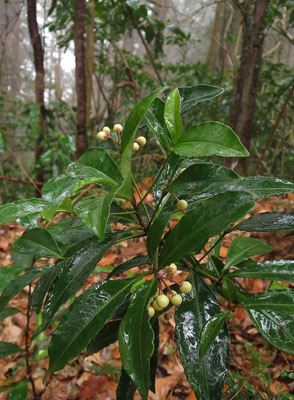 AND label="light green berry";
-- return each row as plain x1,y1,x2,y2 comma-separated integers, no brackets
180,281,192,294
167,290,177,300
133,142,140,151
113,123,123,133
170,294,183,306
102,126,110,134
165,263,177,275
148,306,155,318
177,199,188,211
97,131,107,141
152,300,163,311
156,294,169,308
136,136,147,147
